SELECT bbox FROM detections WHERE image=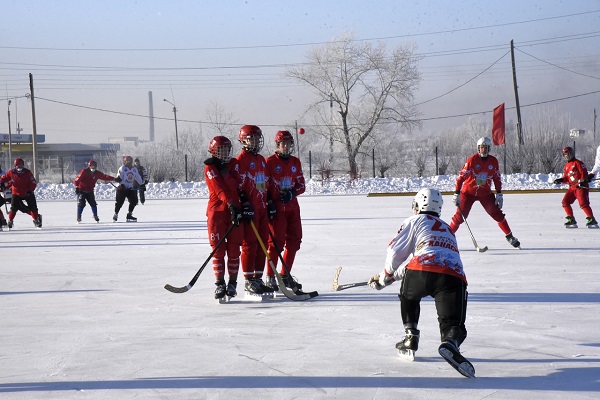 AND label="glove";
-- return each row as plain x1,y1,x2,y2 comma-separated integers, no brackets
239,190,249,203
75,187,80,194
279,189,295,203
267,200,277,220
228,204,241,226
494,193,503,209
144,180,149,185
0,182,5,191
586,173,595,183
241,202,254,222
553,178,562,185
452,192,460,206
368,272,394,290
115,176,122,183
